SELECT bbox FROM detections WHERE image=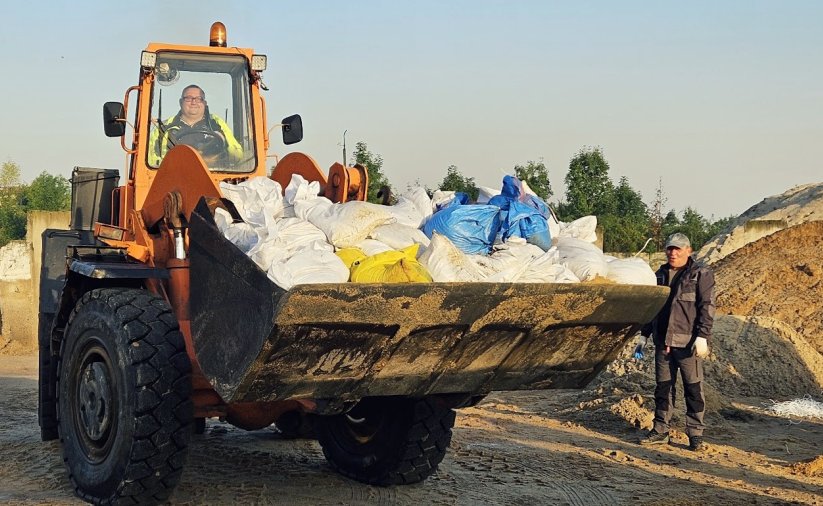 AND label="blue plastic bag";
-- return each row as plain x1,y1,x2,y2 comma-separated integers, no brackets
489,176,552,250
422,205,501,255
